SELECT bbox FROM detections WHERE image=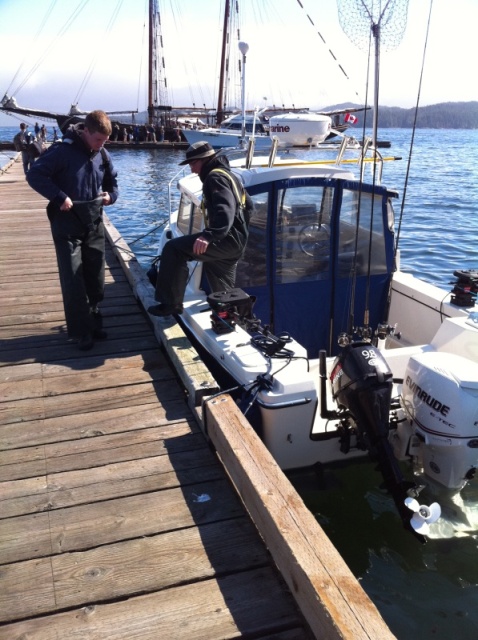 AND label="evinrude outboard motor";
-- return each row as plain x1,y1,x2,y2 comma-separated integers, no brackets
330,342,425,540
400,351,478,490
